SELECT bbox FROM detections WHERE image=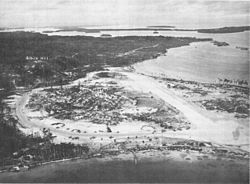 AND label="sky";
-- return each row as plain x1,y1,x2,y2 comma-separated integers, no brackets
0,0,249,28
